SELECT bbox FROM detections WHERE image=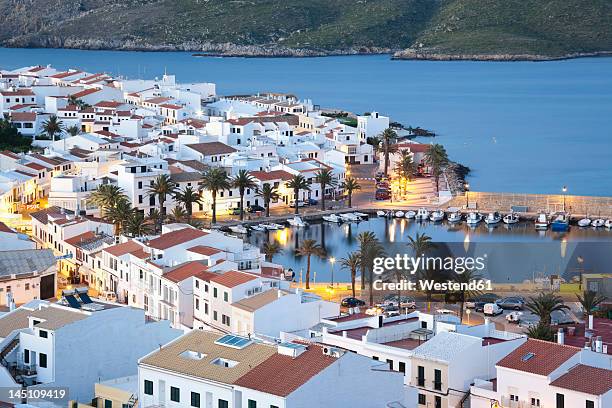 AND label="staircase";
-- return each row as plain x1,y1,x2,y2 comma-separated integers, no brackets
126,394,138,408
